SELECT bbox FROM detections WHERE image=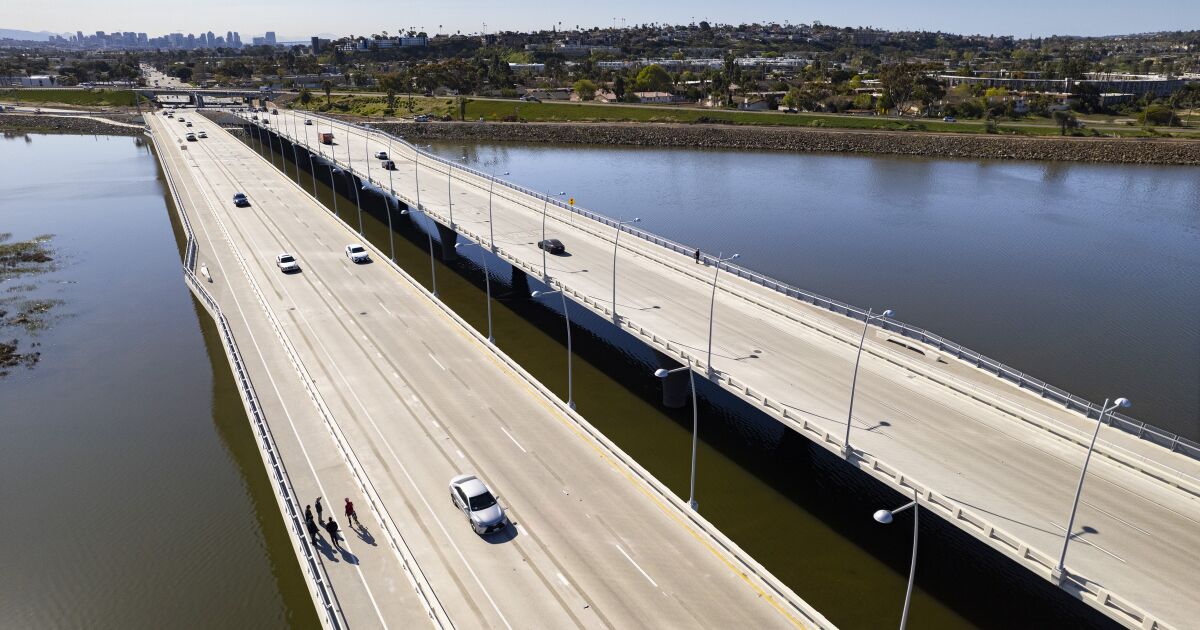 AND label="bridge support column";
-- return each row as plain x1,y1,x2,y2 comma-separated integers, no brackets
435,222,458,262
510,268,530,300
654,351,690,409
